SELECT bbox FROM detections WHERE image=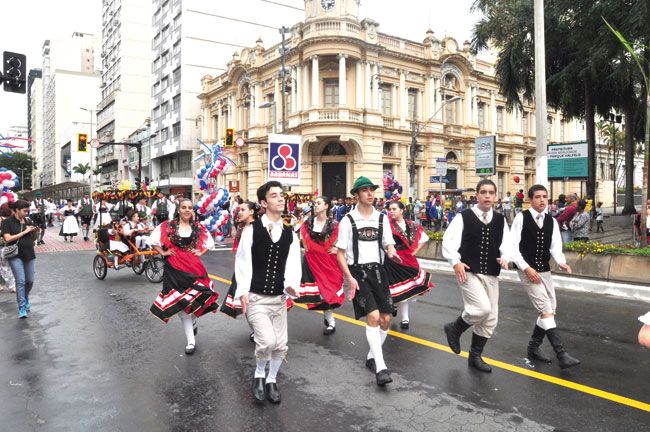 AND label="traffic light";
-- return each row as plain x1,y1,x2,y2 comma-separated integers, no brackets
78,133,88,152
225,128,234,147
3,51,26,94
